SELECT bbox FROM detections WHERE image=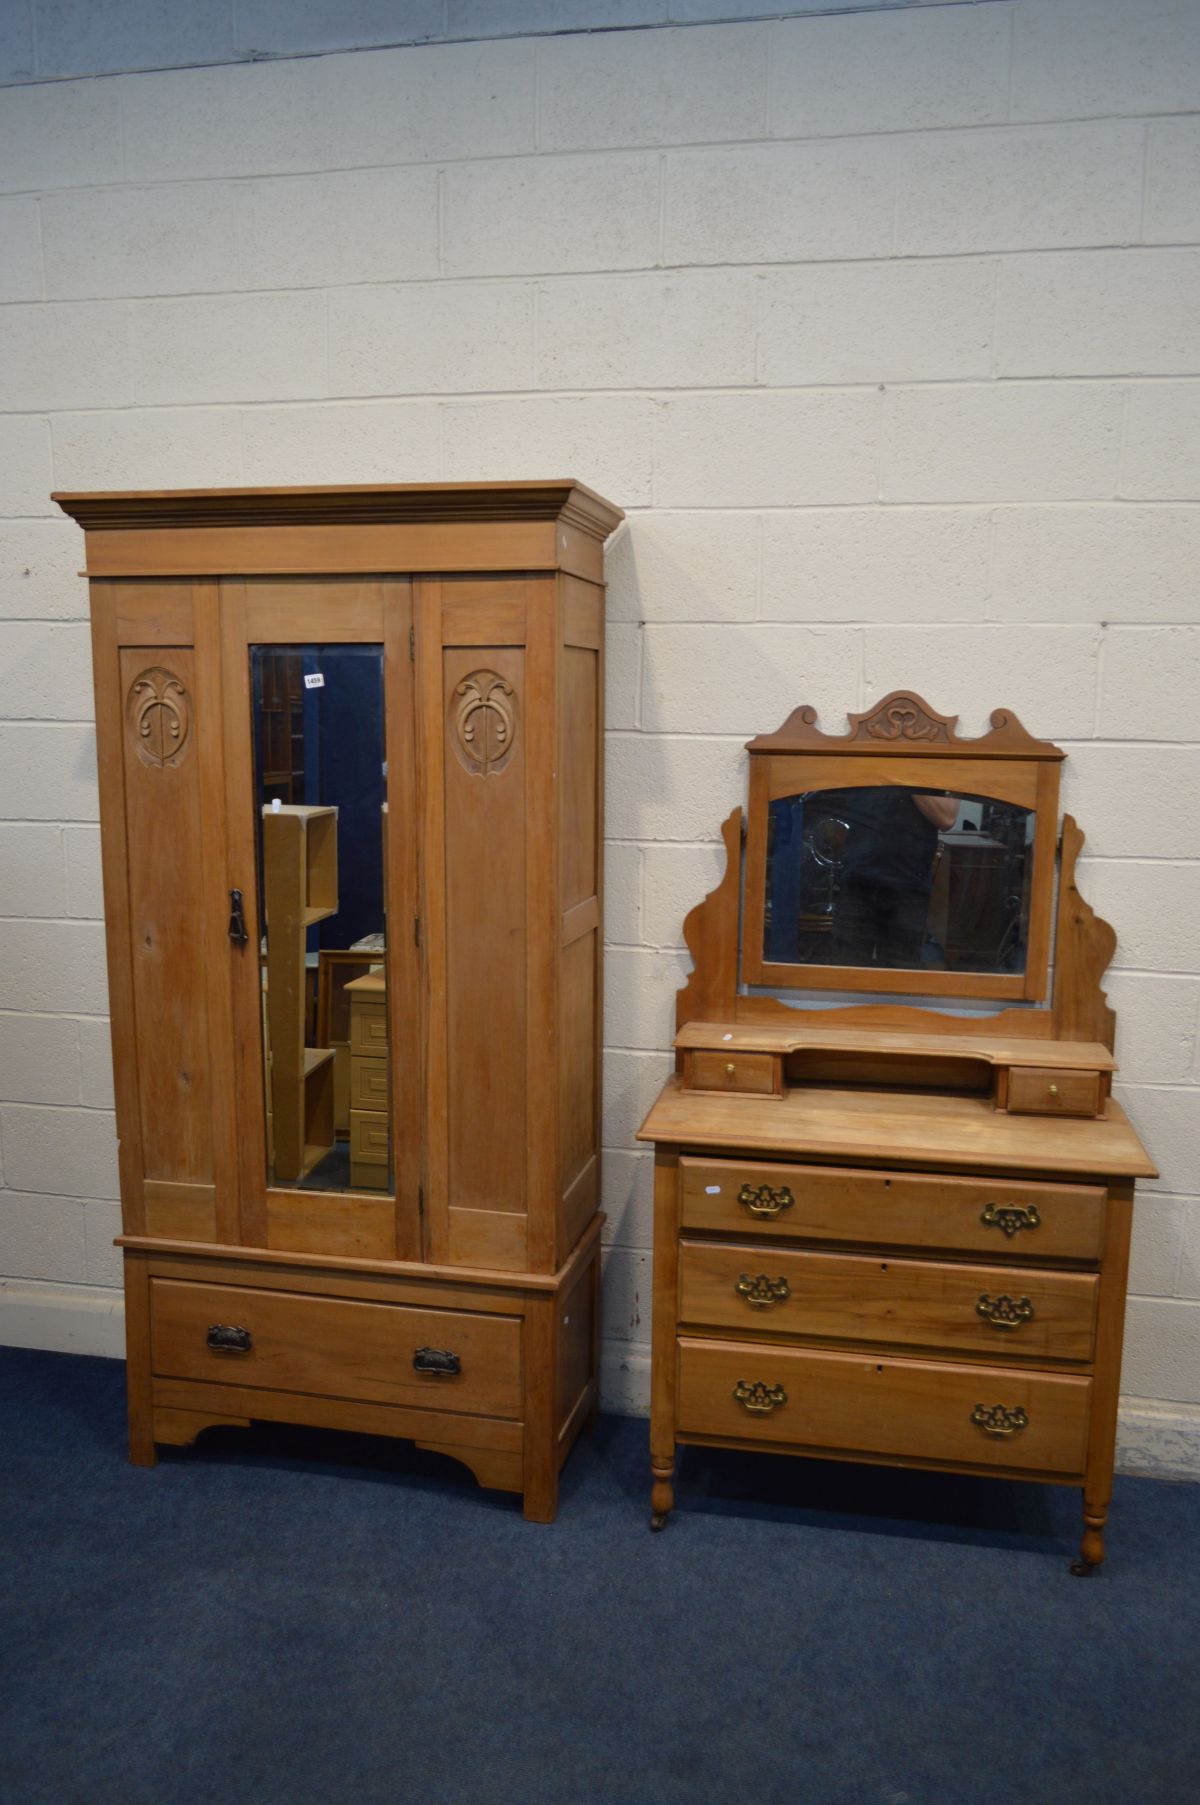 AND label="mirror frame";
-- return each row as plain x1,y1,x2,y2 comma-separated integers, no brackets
741,692,1064,1002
